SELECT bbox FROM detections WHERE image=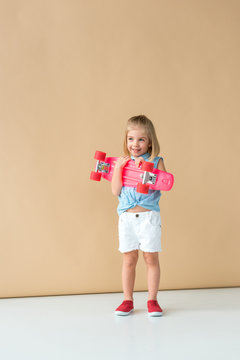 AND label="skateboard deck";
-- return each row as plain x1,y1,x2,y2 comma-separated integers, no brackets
90,151,174,193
